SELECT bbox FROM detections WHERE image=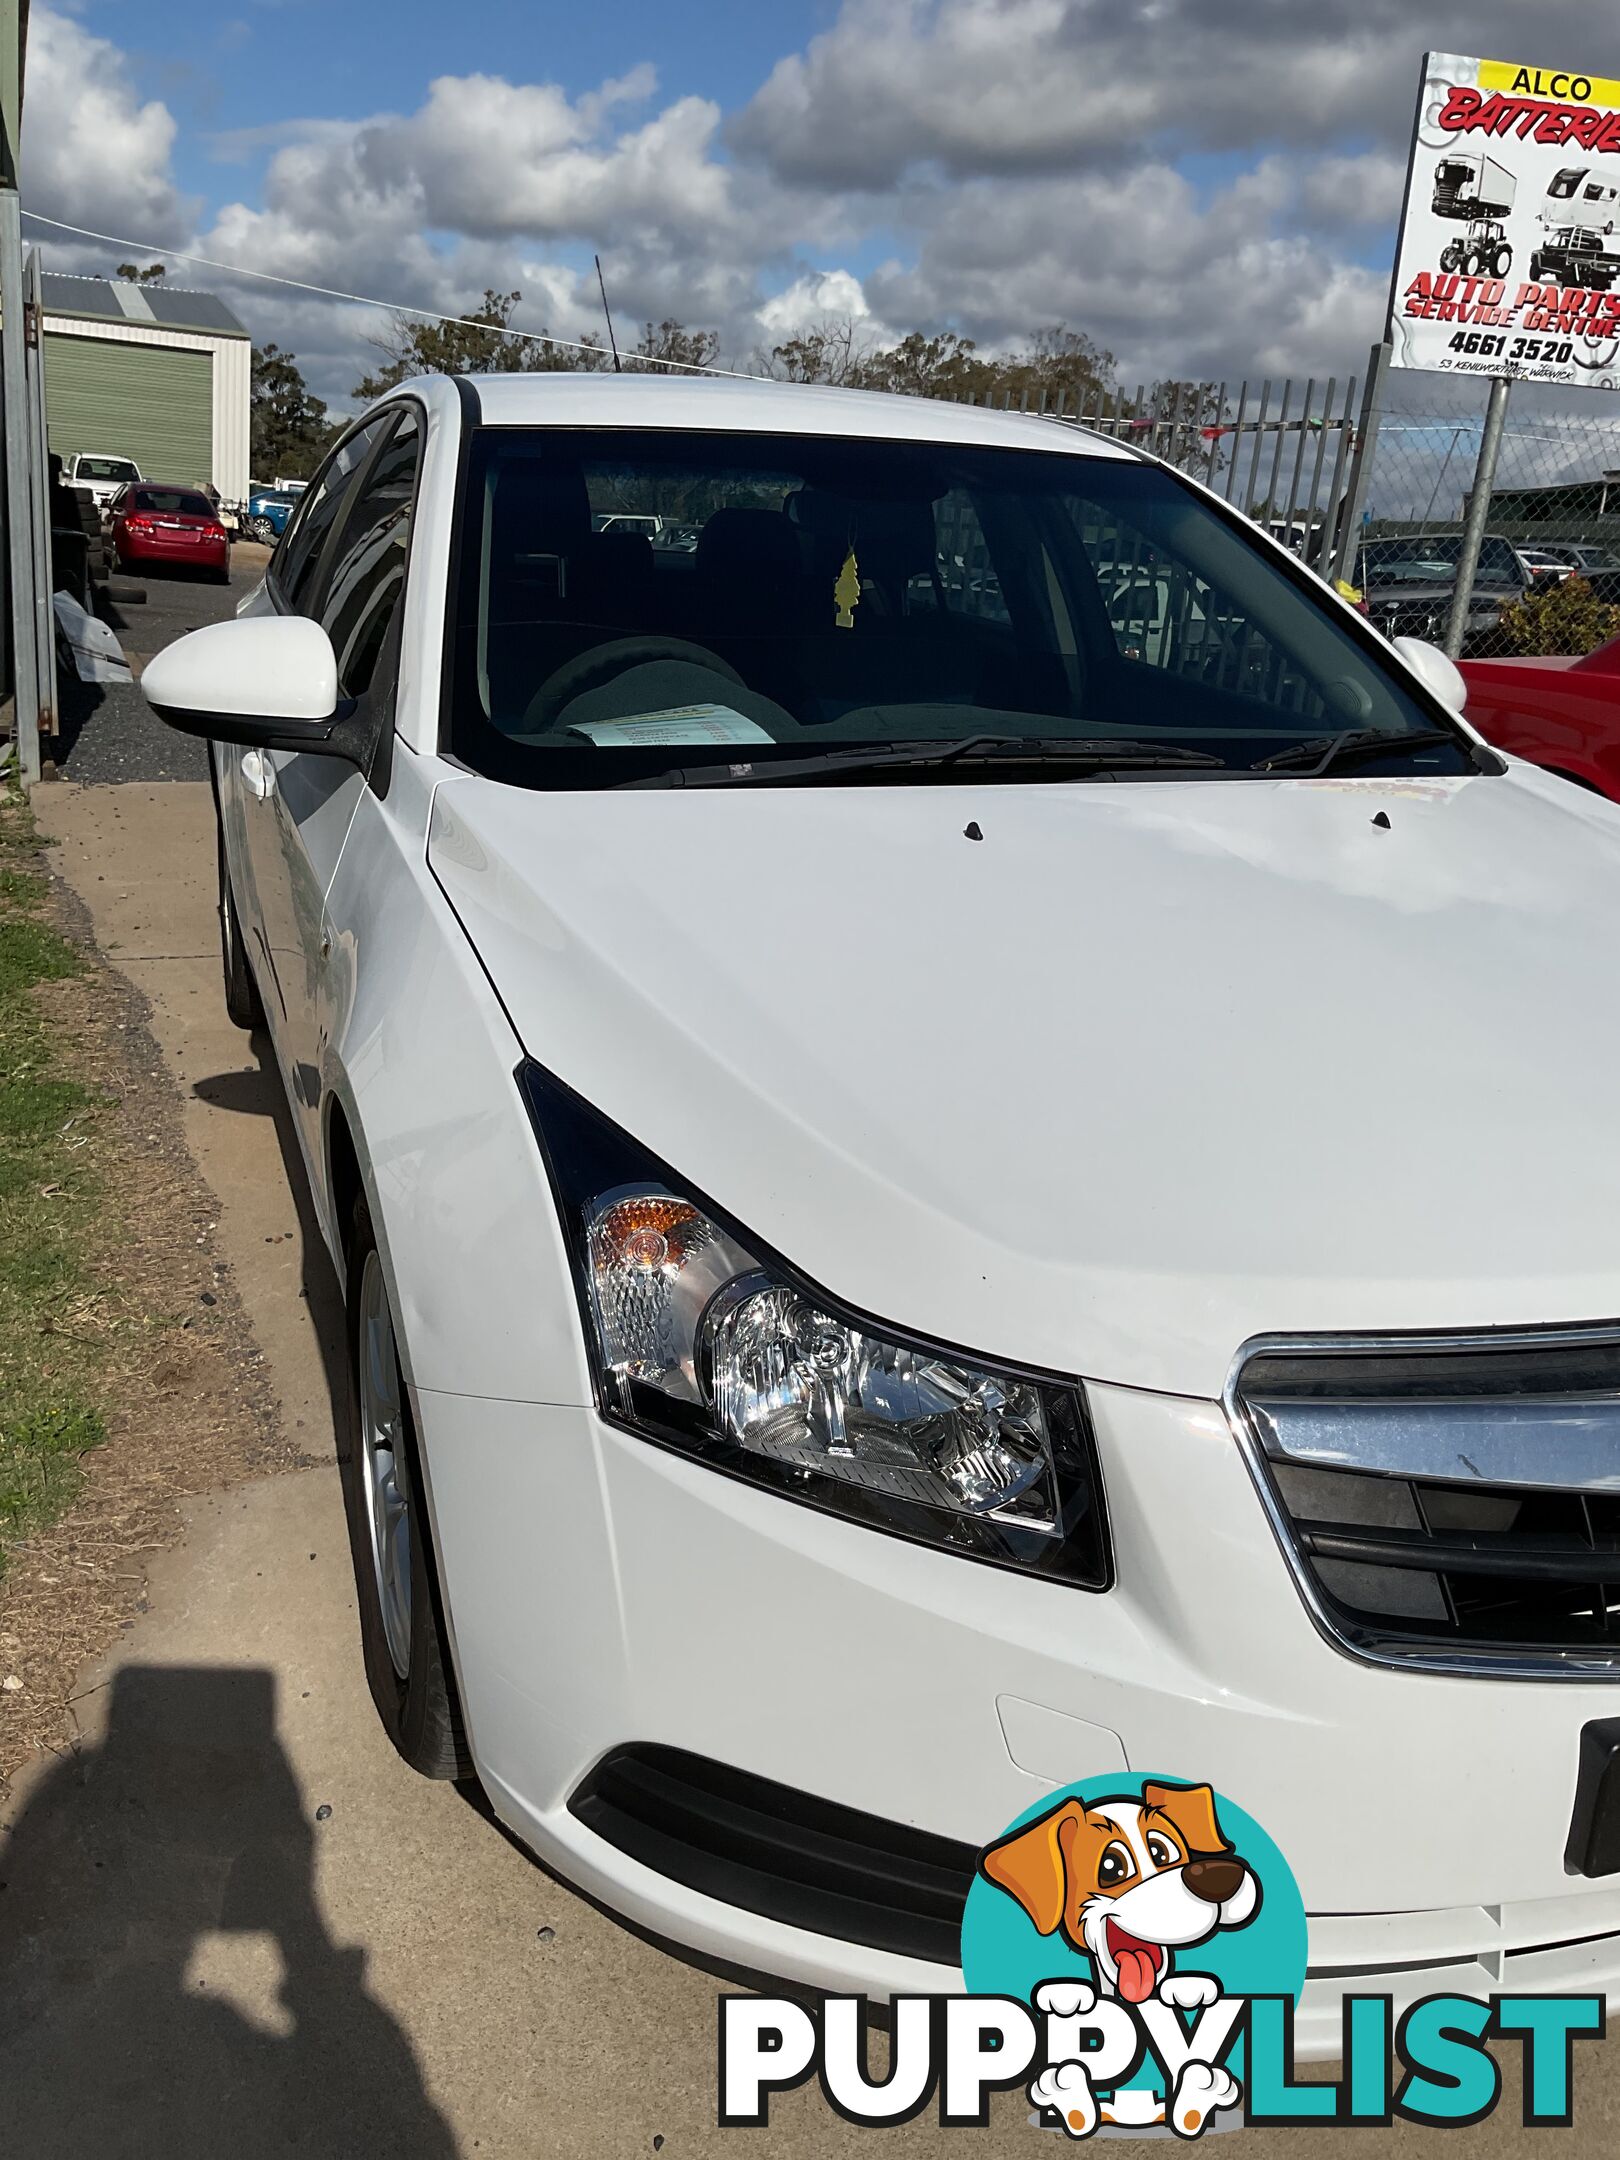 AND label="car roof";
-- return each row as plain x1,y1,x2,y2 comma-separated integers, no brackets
441,371,1136,461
